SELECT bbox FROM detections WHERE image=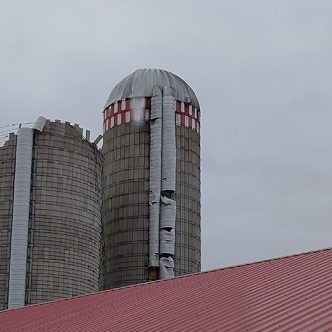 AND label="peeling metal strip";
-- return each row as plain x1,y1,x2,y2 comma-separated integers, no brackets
161,86,176,192
160,196,176,229
160,228,175,255
159,256,175,279
32,116,47,132
158,86,177,279
148,88,162,268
